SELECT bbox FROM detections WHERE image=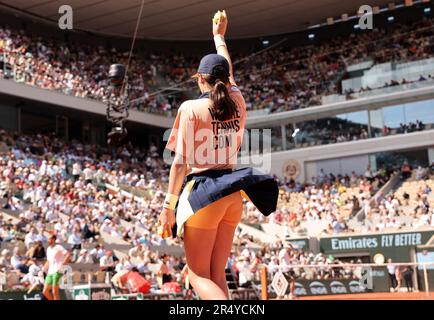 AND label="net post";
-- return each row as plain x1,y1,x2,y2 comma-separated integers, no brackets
260,265,268,300
423,263,429,297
